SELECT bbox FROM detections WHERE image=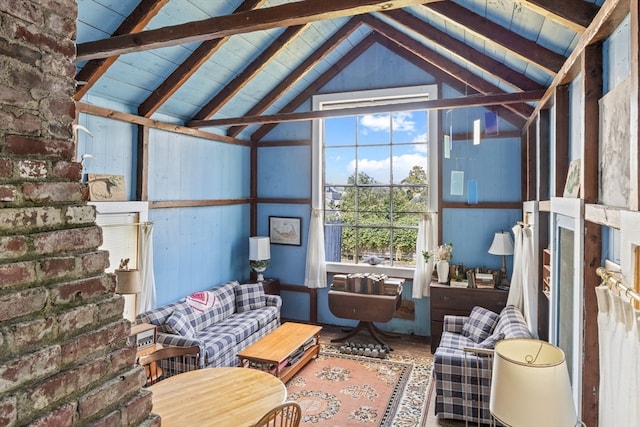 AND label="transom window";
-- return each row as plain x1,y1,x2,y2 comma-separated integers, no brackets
313,86,438,269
